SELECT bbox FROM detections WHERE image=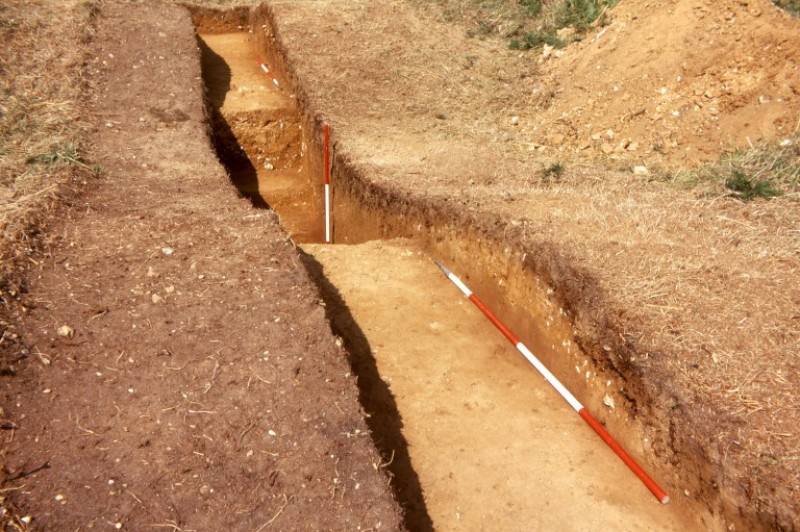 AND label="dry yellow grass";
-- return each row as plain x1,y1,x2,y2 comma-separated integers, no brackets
0,0,259,294
0,0,97,294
